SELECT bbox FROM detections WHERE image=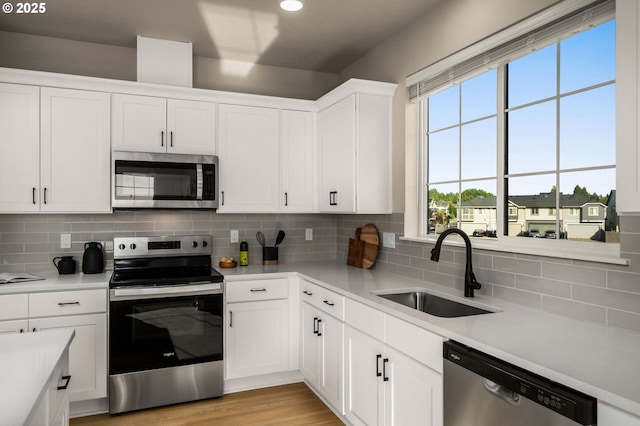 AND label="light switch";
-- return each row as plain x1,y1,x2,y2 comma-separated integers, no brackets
60,233,71,249
305,228,313,241
230,229,239,243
